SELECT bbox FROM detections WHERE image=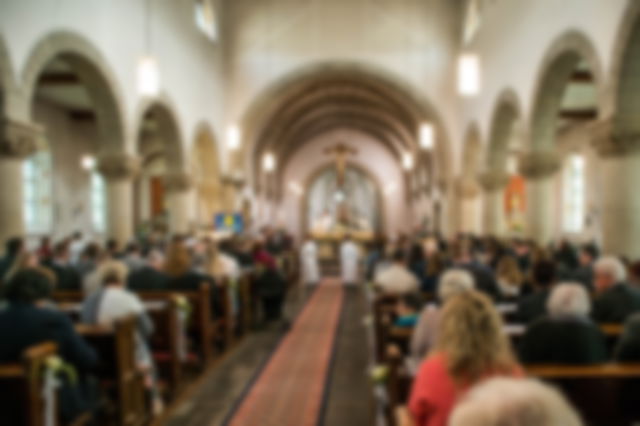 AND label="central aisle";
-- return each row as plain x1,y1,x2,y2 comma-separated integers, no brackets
224,278,345,426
